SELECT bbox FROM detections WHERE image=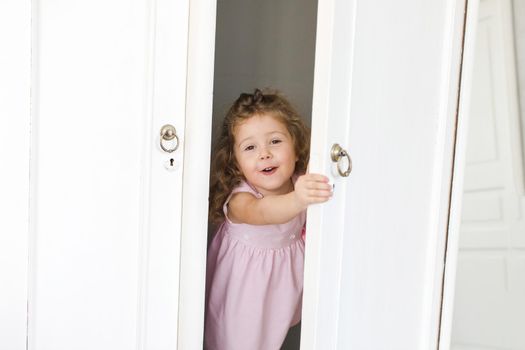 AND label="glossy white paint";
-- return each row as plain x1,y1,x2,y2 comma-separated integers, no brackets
303,0,467,348
0,1,31,349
